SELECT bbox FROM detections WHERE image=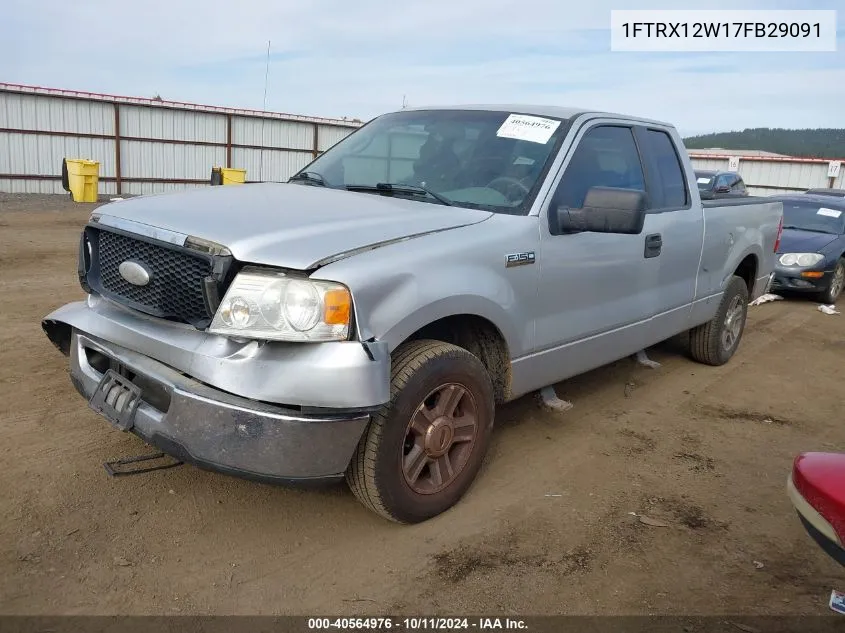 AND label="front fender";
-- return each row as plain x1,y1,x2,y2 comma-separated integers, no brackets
351,263,524,354
313,214,541,359
378,292,520,354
